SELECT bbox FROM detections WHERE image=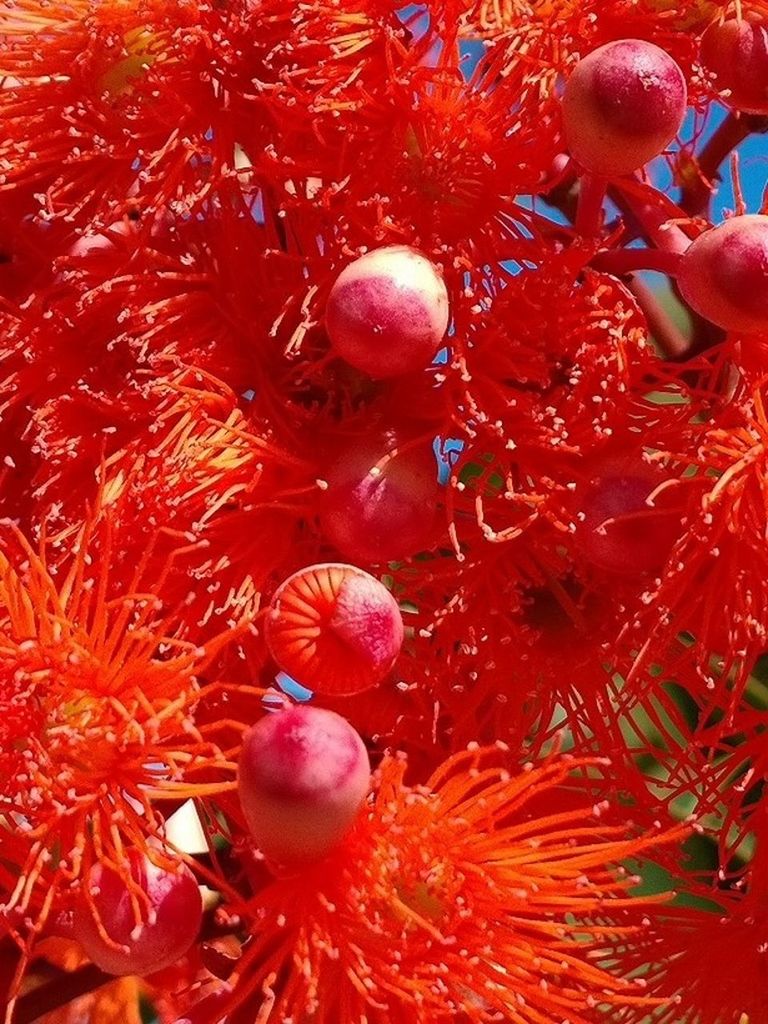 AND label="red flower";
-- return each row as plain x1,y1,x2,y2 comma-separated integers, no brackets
213,747,682,1024
0,513,246,1009
622,377,768,720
